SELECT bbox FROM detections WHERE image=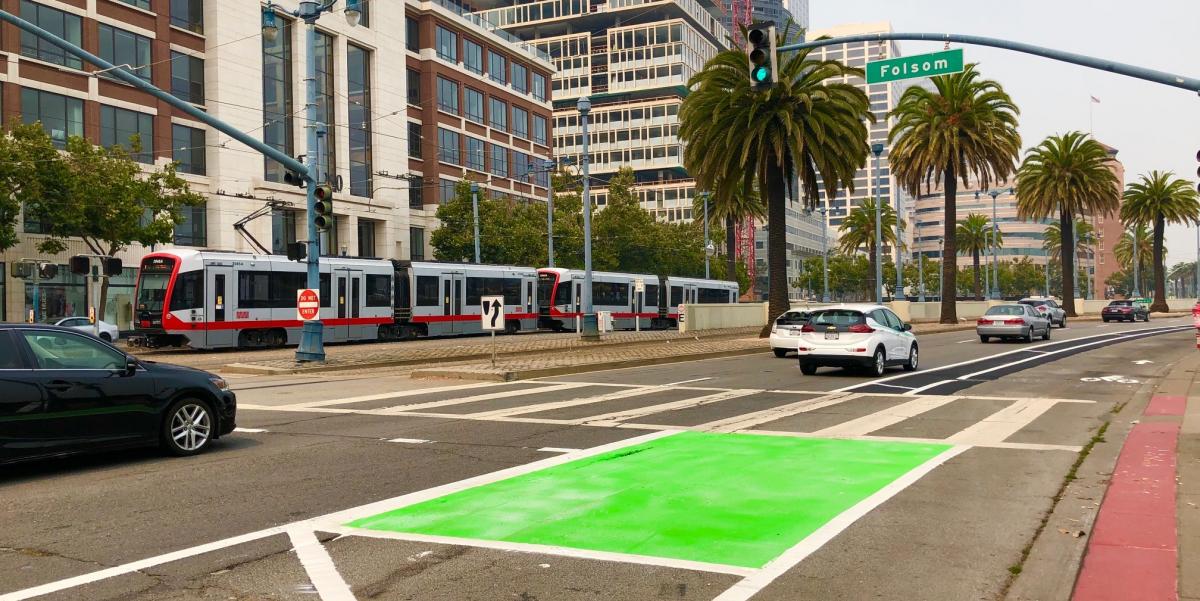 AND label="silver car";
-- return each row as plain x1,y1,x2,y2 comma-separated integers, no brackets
1018,297,1067,328
977,304,1051,343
